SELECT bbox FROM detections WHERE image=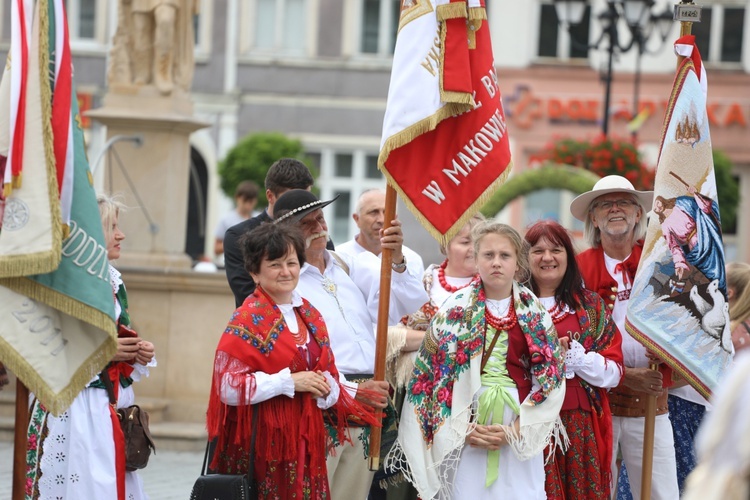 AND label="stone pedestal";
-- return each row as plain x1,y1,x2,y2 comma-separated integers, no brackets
87,86,209,270
118,268,233,424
